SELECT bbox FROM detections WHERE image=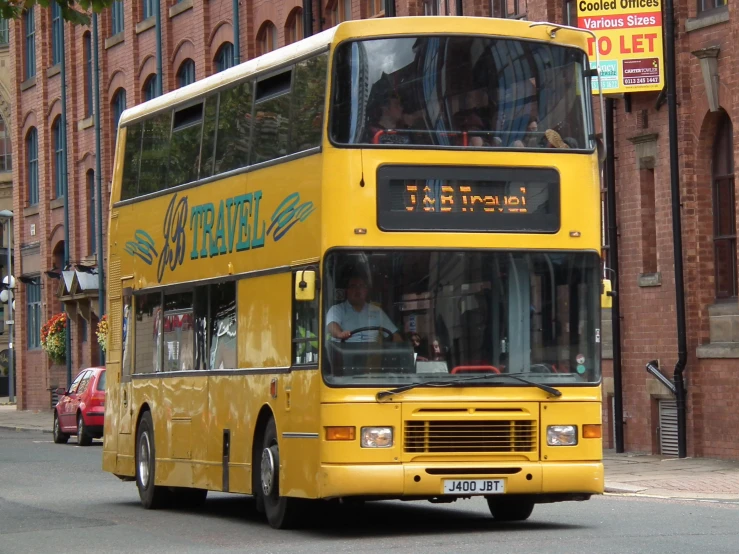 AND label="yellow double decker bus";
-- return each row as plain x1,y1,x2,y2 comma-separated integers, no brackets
103,16,605,529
